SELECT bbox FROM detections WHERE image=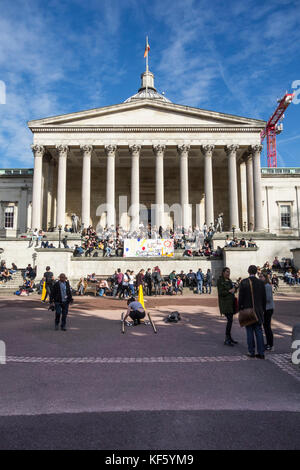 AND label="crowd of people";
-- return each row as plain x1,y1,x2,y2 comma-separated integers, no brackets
72,224,223,259
74,266,214,298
